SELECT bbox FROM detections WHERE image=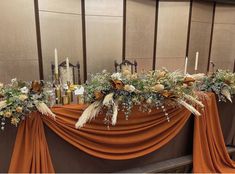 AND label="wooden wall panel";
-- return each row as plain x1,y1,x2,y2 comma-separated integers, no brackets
0,0,39,83
155,1,190,71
